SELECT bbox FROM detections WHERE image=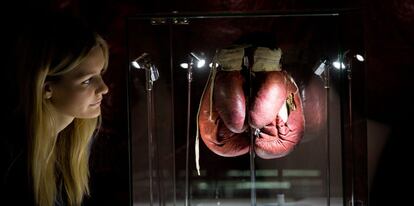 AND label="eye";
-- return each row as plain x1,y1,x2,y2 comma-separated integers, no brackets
81,78,92,85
